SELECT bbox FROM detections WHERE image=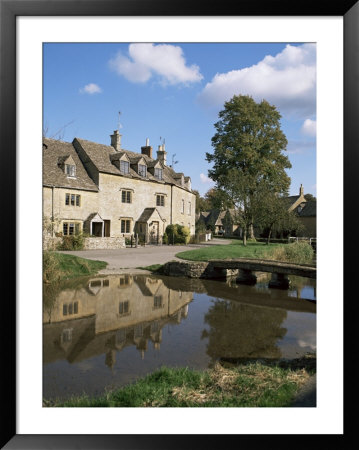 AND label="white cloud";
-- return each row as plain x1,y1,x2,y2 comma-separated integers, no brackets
109,43,203,85
79,83,102,94
197,43,316,118
301,118,316,137
200,173,212,183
